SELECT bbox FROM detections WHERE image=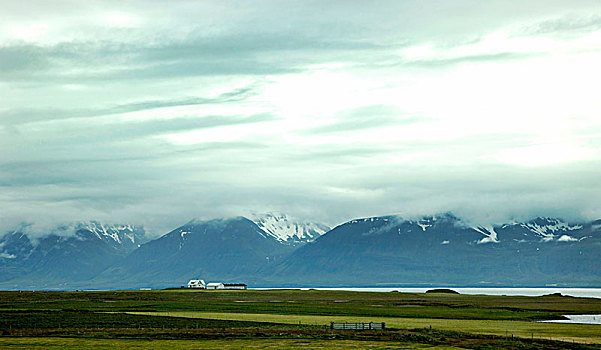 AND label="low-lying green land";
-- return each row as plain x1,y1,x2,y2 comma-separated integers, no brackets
0,289,600,349
130,310,601,344
0,337,466,349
